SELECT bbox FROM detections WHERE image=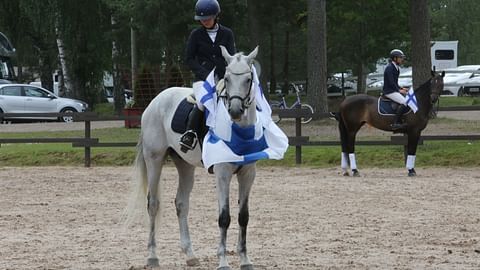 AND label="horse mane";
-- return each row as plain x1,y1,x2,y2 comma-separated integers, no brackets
413,77,432,94
413,76,438,119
